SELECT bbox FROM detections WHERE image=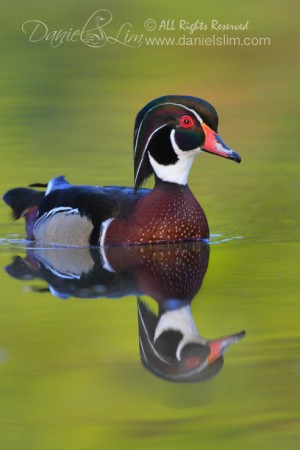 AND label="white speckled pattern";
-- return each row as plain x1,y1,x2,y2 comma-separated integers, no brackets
104,182,208,245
